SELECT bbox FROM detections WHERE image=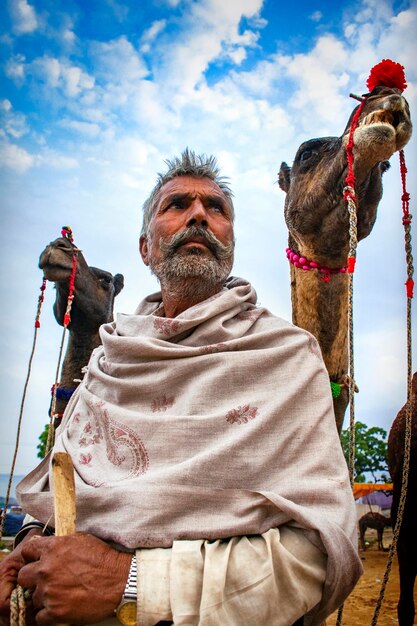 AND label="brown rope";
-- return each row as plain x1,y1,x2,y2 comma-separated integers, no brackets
10,585,34,626
45,251,78,455
0,280,46,541
370,151,414,625
45,324,68,455
10,585,26,626
335,187,358,626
